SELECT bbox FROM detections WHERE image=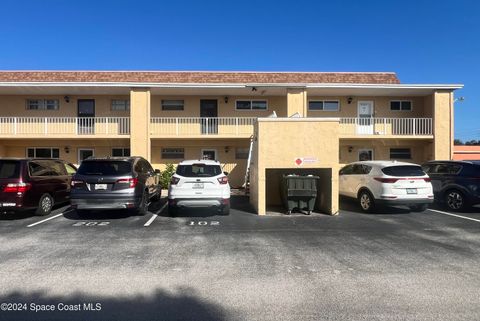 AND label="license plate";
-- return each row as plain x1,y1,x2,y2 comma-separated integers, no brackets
192,183,204,189
407,188,417,194
95,184,108,190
